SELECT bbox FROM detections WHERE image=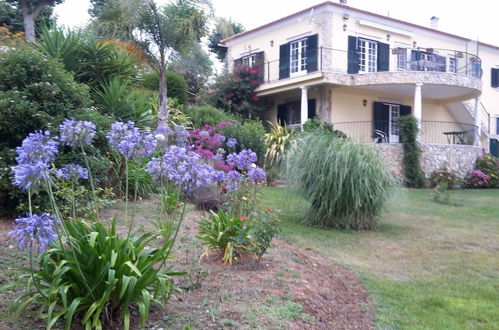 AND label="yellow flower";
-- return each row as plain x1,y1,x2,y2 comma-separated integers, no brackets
242,196,248,201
